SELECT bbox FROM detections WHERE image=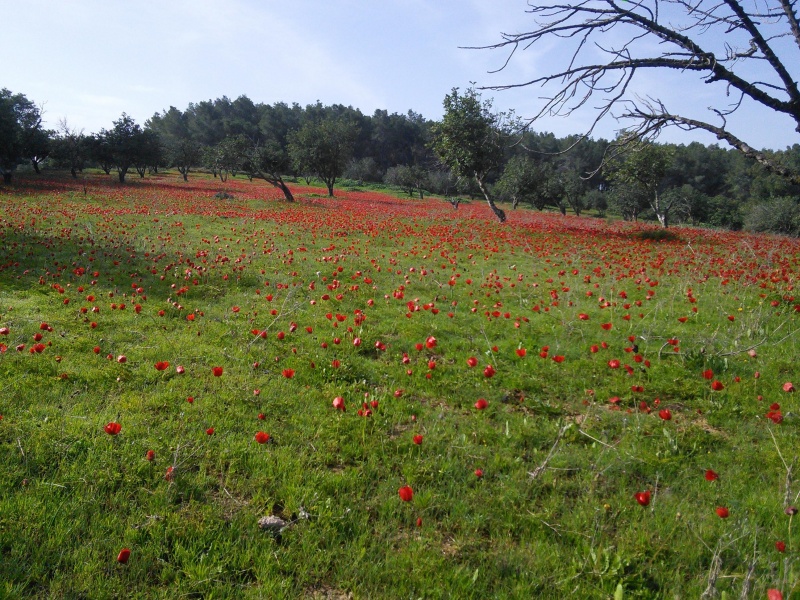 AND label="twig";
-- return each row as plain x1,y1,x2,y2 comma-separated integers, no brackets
699,542,722,600
578,428,618,450
529,423,568,479
738,533,757,600
767,426,794,507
